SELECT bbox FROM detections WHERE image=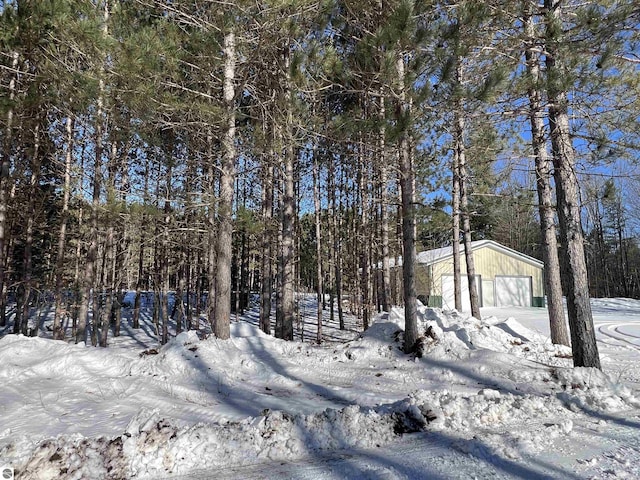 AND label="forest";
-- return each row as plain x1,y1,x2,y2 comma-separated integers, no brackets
1,0,639,369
